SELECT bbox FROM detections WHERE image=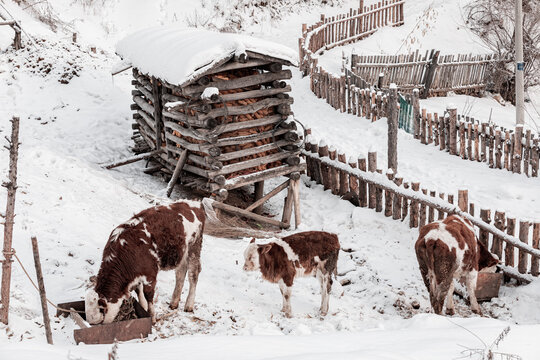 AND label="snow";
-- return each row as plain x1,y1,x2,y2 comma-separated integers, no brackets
116,26,298,86
1,0,540,358
201,87,219,100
